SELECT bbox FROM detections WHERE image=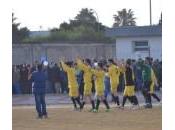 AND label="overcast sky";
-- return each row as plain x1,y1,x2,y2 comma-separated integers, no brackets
12,0,162,31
